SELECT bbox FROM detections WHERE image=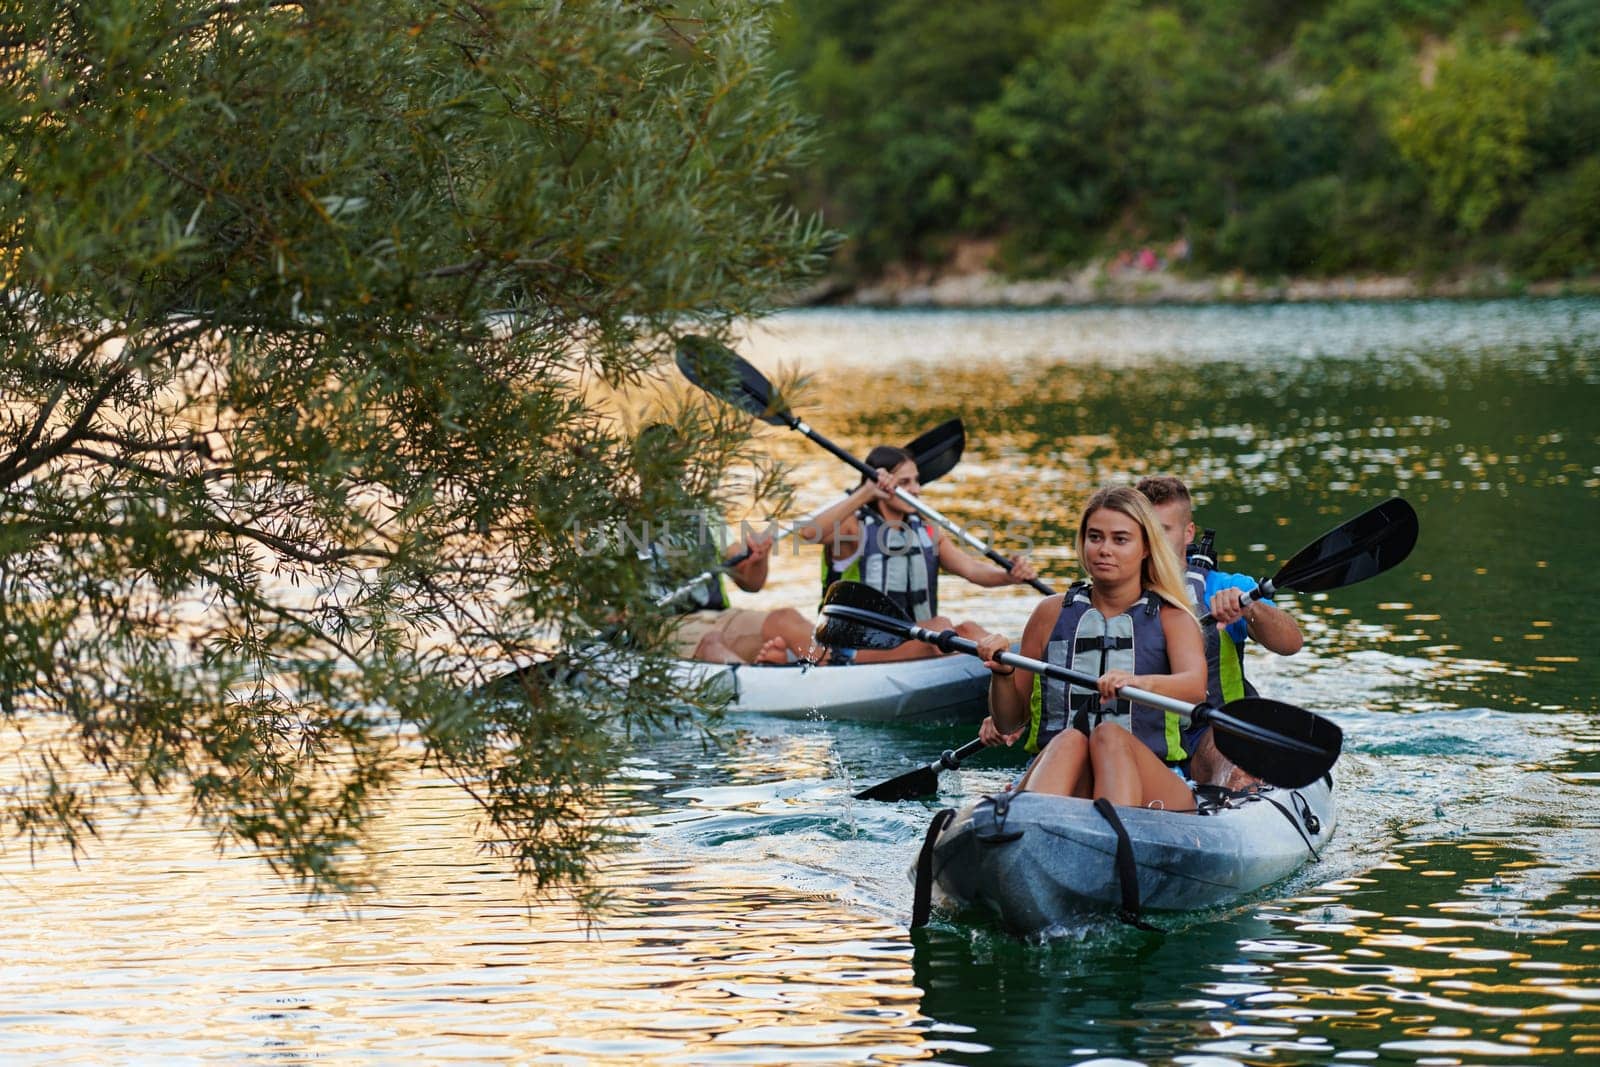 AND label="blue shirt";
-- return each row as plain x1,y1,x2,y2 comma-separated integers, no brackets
1204,569,1262,646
